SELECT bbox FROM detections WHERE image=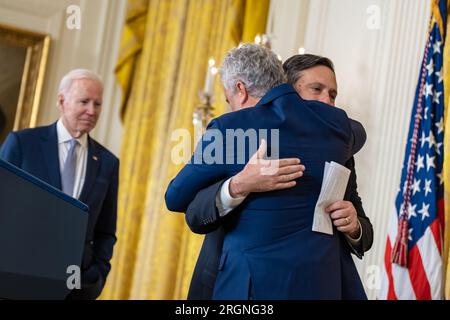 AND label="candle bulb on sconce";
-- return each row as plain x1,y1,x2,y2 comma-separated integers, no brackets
210,66,218,89
255,34,271,49
194,57,217,134
254,34,262,45
204,58,218,97
261,34,271,48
